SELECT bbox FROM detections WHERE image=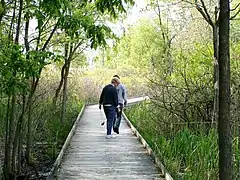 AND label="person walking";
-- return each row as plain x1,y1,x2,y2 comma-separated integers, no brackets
99,77,120,138
112,75,127,134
